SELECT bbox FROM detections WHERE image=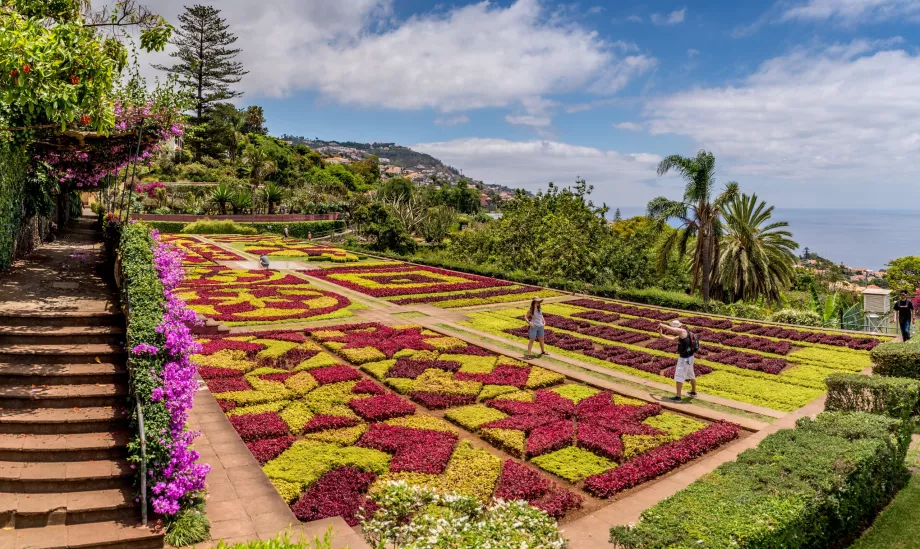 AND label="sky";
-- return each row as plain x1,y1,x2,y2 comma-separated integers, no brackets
134,0,920,210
